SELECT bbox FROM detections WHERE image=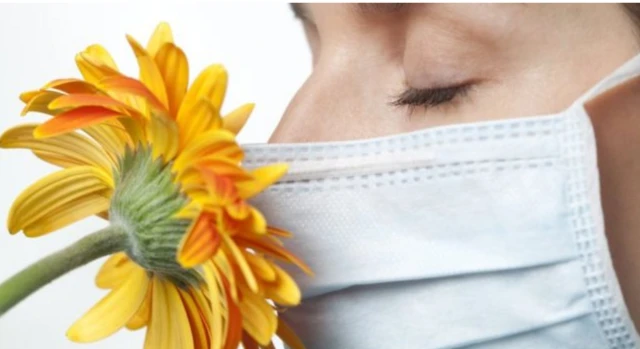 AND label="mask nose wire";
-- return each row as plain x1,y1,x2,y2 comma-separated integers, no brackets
276,149,437,182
